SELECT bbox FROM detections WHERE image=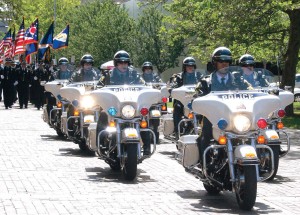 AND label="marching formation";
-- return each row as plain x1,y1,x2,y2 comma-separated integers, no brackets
1,47,295,211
